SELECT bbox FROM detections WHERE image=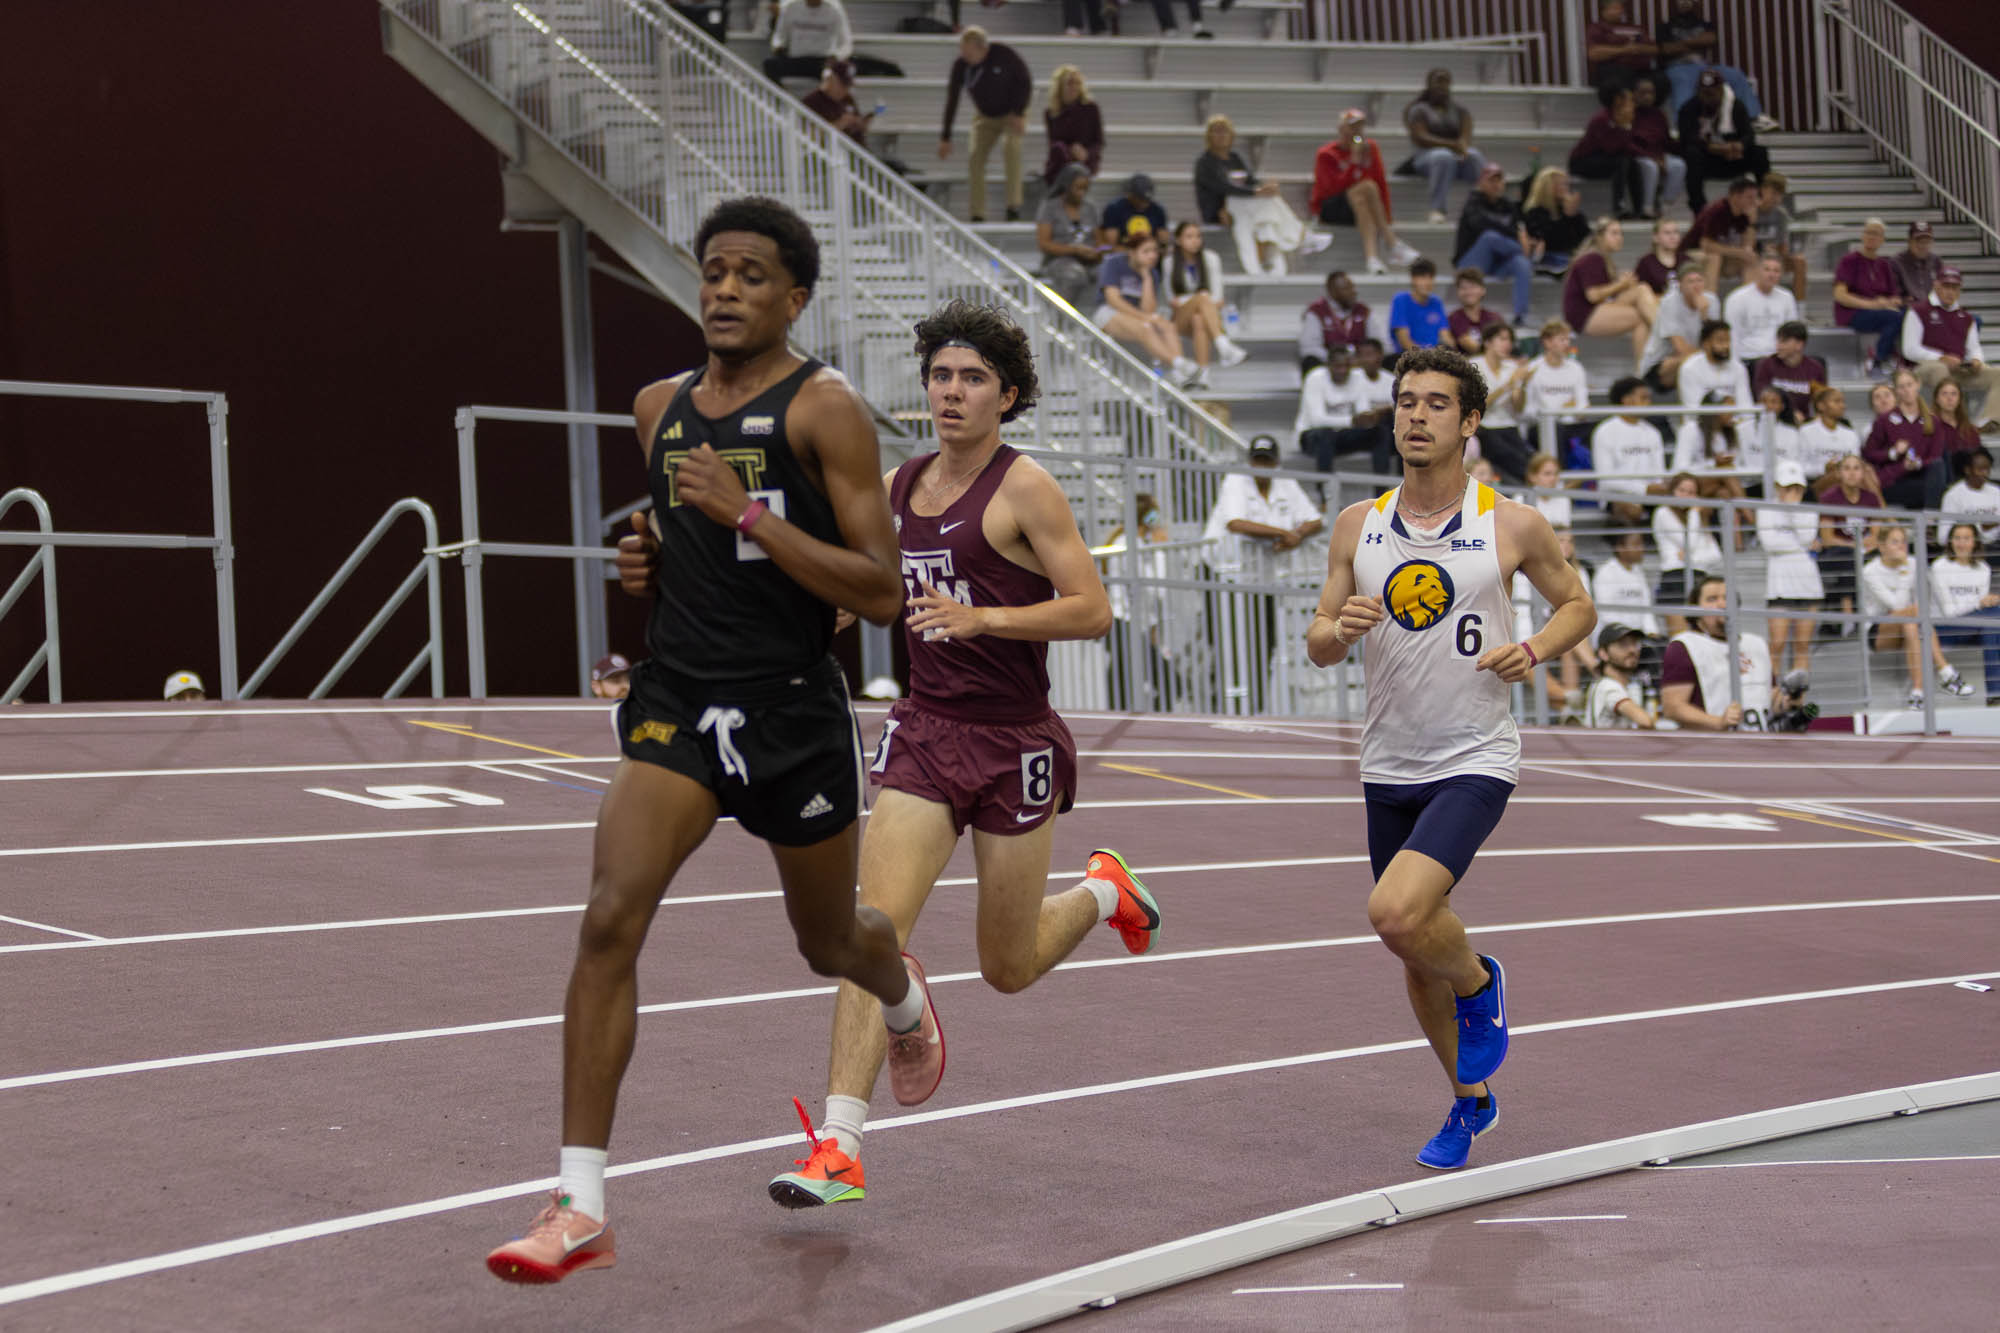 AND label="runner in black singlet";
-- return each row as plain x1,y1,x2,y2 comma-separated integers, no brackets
486,198,926,1286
